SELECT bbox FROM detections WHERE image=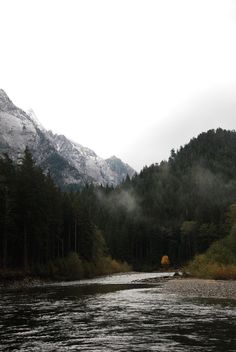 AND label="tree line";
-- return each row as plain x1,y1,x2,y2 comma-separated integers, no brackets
1,128,236,275
79,128,236,269
0,148,115,276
